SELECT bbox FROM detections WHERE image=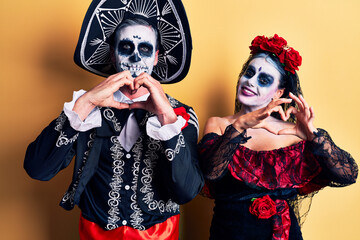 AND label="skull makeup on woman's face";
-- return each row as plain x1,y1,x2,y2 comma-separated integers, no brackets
114,25,158,77
237,58,283,111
